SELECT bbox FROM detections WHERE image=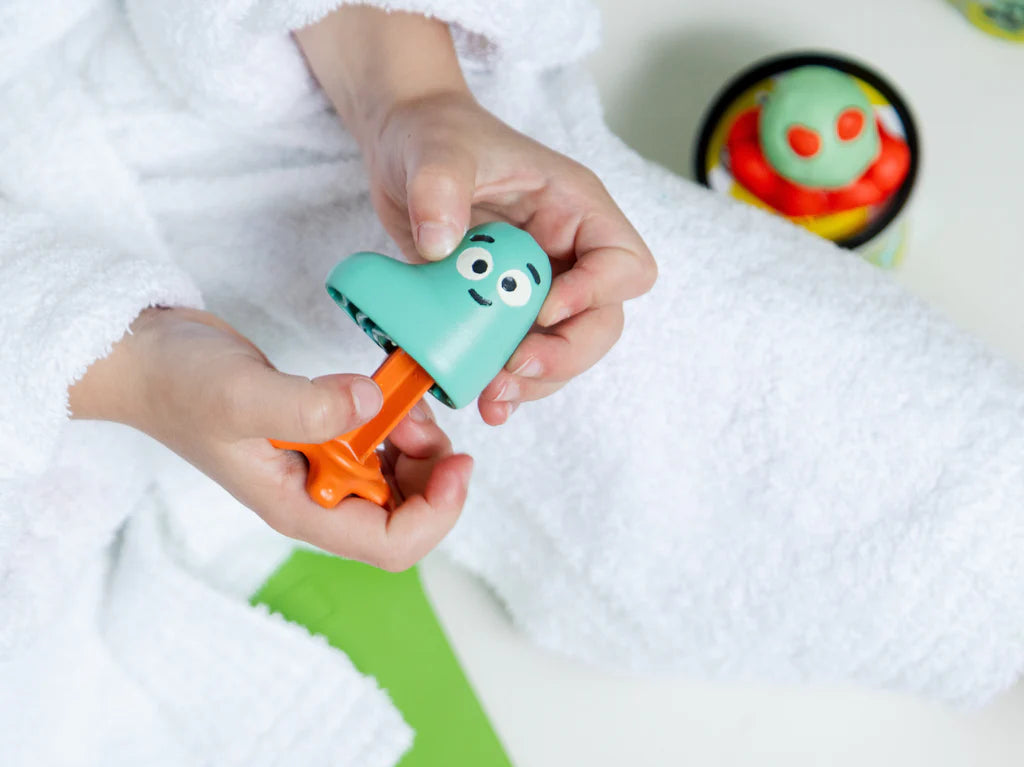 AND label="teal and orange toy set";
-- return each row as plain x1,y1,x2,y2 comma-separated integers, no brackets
272,221,550,508
261,222,549,767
